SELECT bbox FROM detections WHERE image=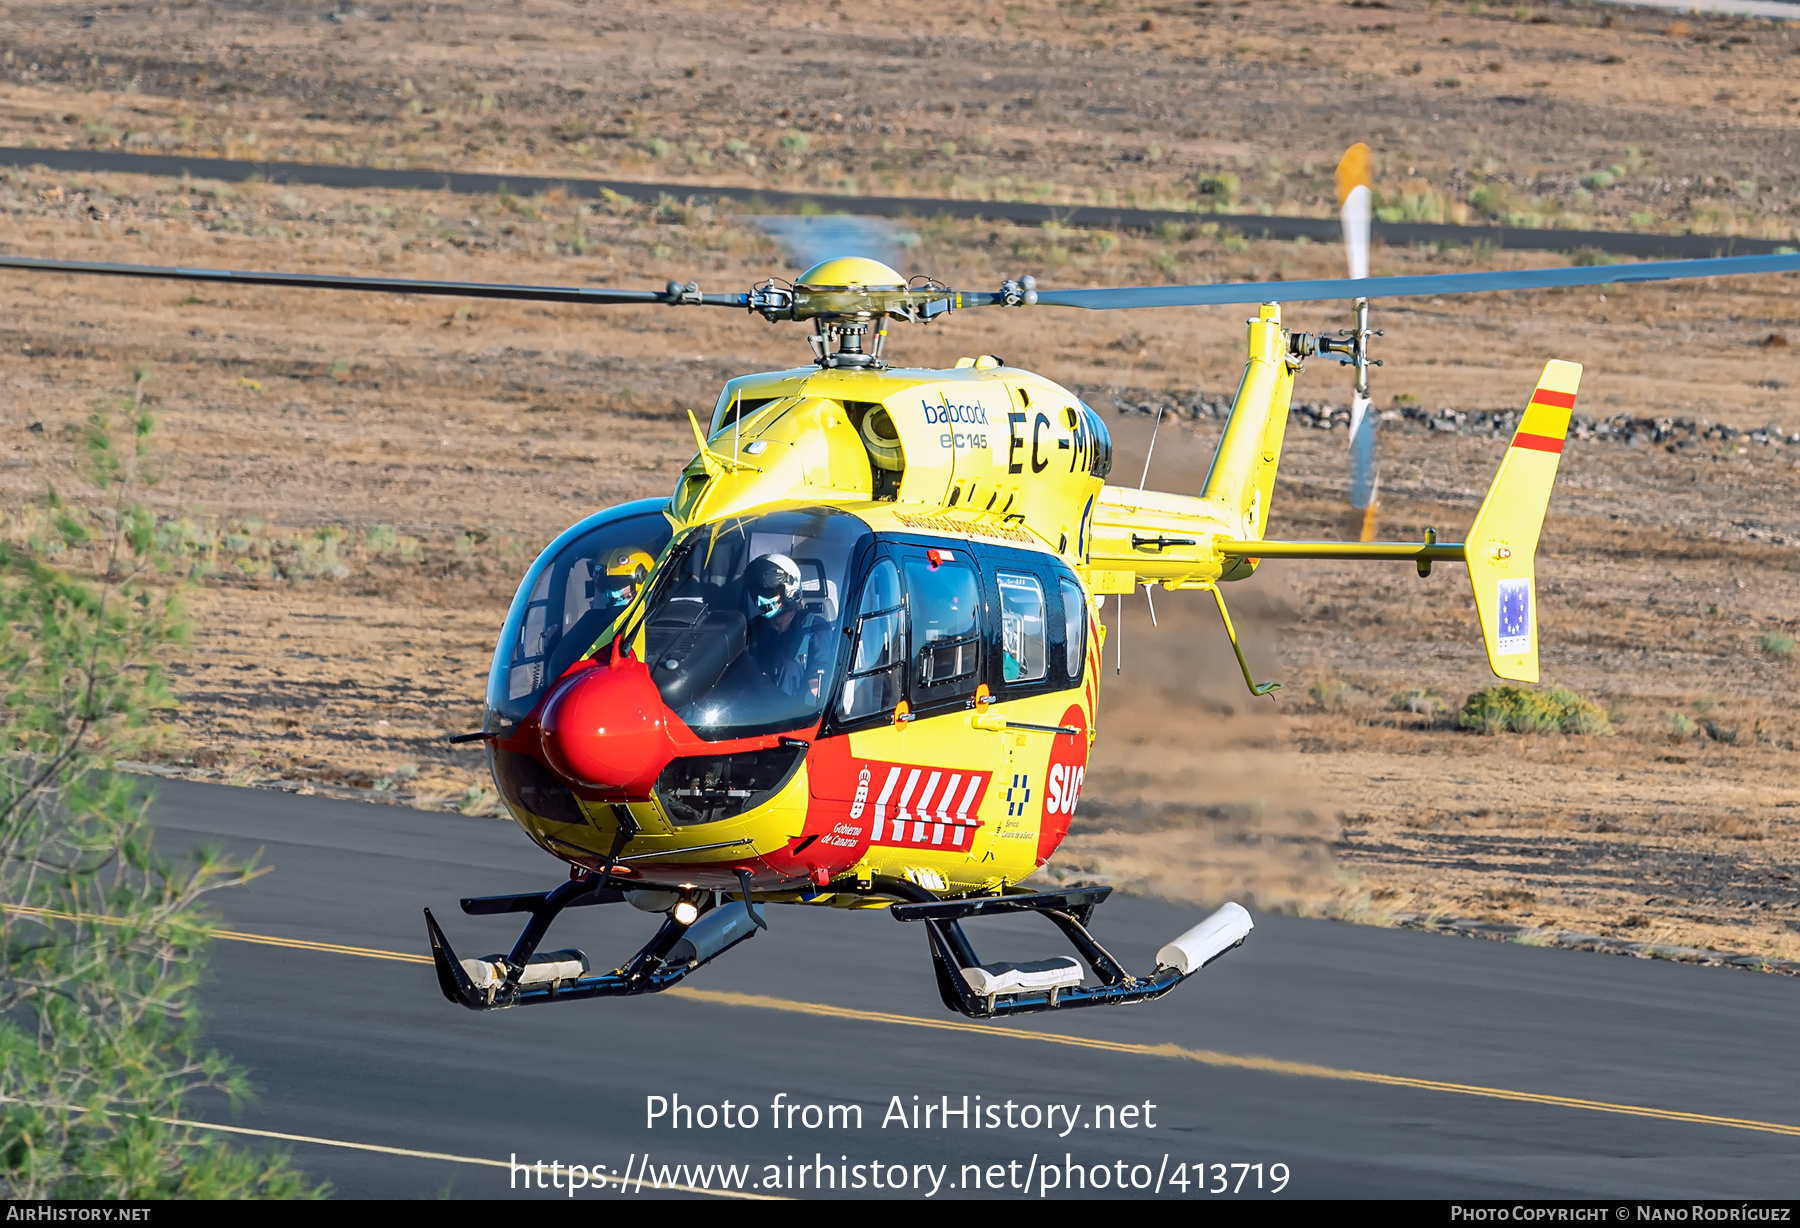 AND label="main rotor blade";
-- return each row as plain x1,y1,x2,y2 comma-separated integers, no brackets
0,254,748,307
1030,251,1800,310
